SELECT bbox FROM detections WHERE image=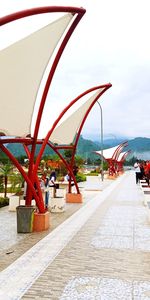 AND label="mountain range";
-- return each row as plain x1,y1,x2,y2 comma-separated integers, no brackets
5,136,150,161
